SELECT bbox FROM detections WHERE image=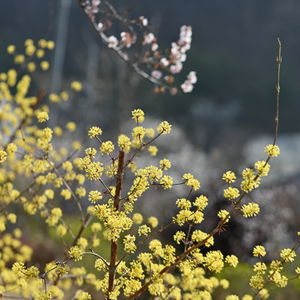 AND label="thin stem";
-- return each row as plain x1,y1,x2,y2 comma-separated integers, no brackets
53,165,85,222
83,251,109,267
125,133,163,167
71,214,92,246
98,177,114,197
130,36,284,300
